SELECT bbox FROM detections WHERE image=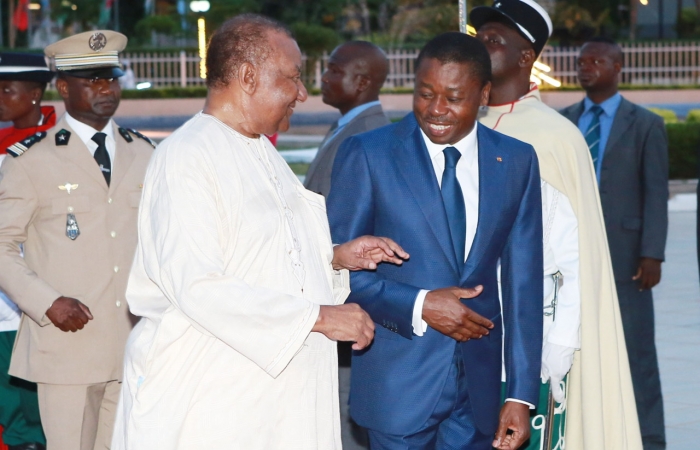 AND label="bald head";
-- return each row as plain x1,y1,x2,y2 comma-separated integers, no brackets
320,41,389,114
